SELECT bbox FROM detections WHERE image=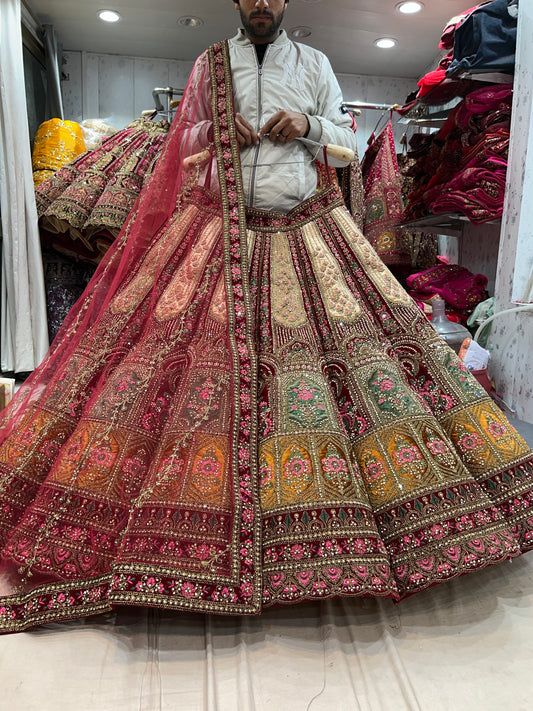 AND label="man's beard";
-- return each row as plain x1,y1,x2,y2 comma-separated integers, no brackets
240,8,284,40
